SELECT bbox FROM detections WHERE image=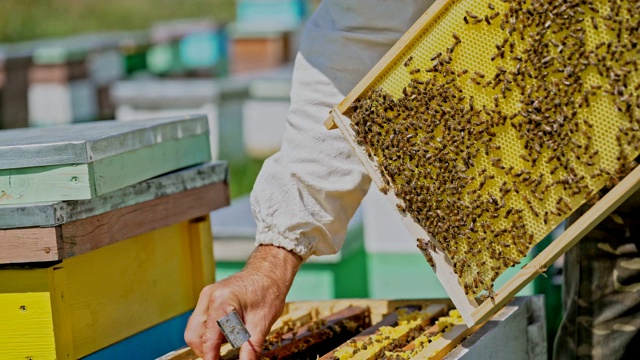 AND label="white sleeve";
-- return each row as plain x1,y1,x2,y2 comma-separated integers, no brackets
250,0,433,258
